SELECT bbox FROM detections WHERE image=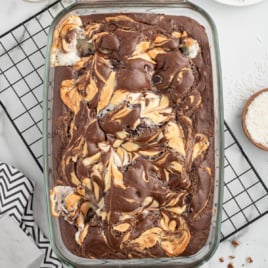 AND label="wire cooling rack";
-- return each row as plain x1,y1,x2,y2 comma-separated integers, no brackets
0,0,268,242
221,124,268,240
